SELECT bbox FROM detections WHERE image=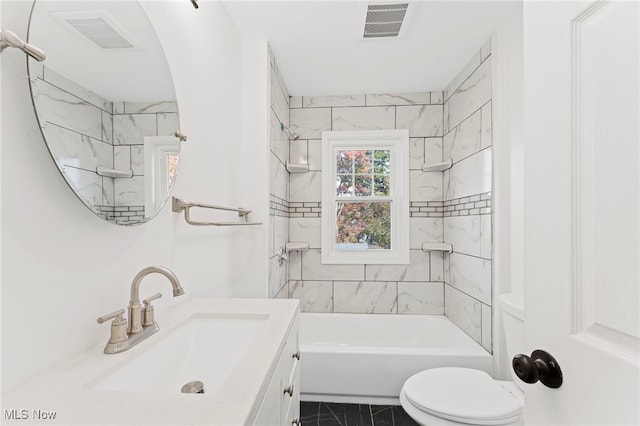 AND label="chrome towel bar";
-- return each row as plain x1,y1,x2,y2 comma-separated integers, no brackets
172,197,262,226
